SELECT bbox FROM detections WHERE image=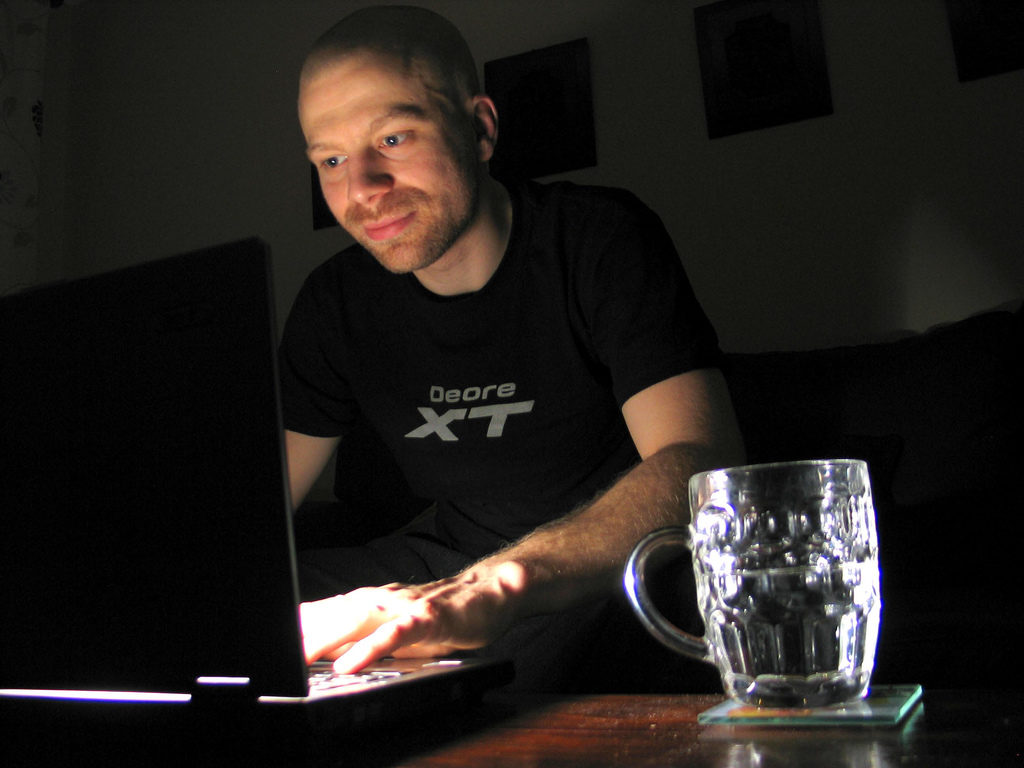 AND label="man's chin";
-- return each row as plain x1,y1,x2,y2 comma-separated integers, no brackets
363,240,443,275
